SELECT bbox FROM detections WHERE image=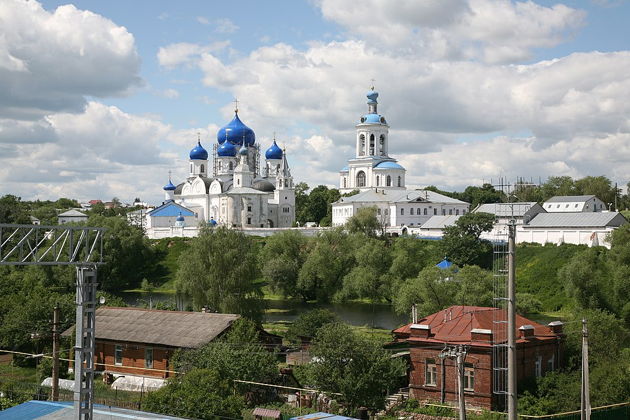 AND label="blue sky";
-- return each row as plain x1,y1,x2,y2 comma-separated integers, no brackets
3,0,630,203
